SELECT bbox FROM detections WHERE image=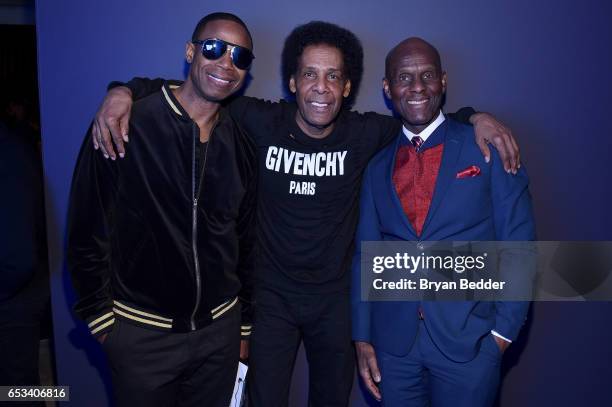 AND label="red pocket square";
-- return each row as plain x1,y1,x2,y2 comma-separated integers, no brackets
456,165,481,178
